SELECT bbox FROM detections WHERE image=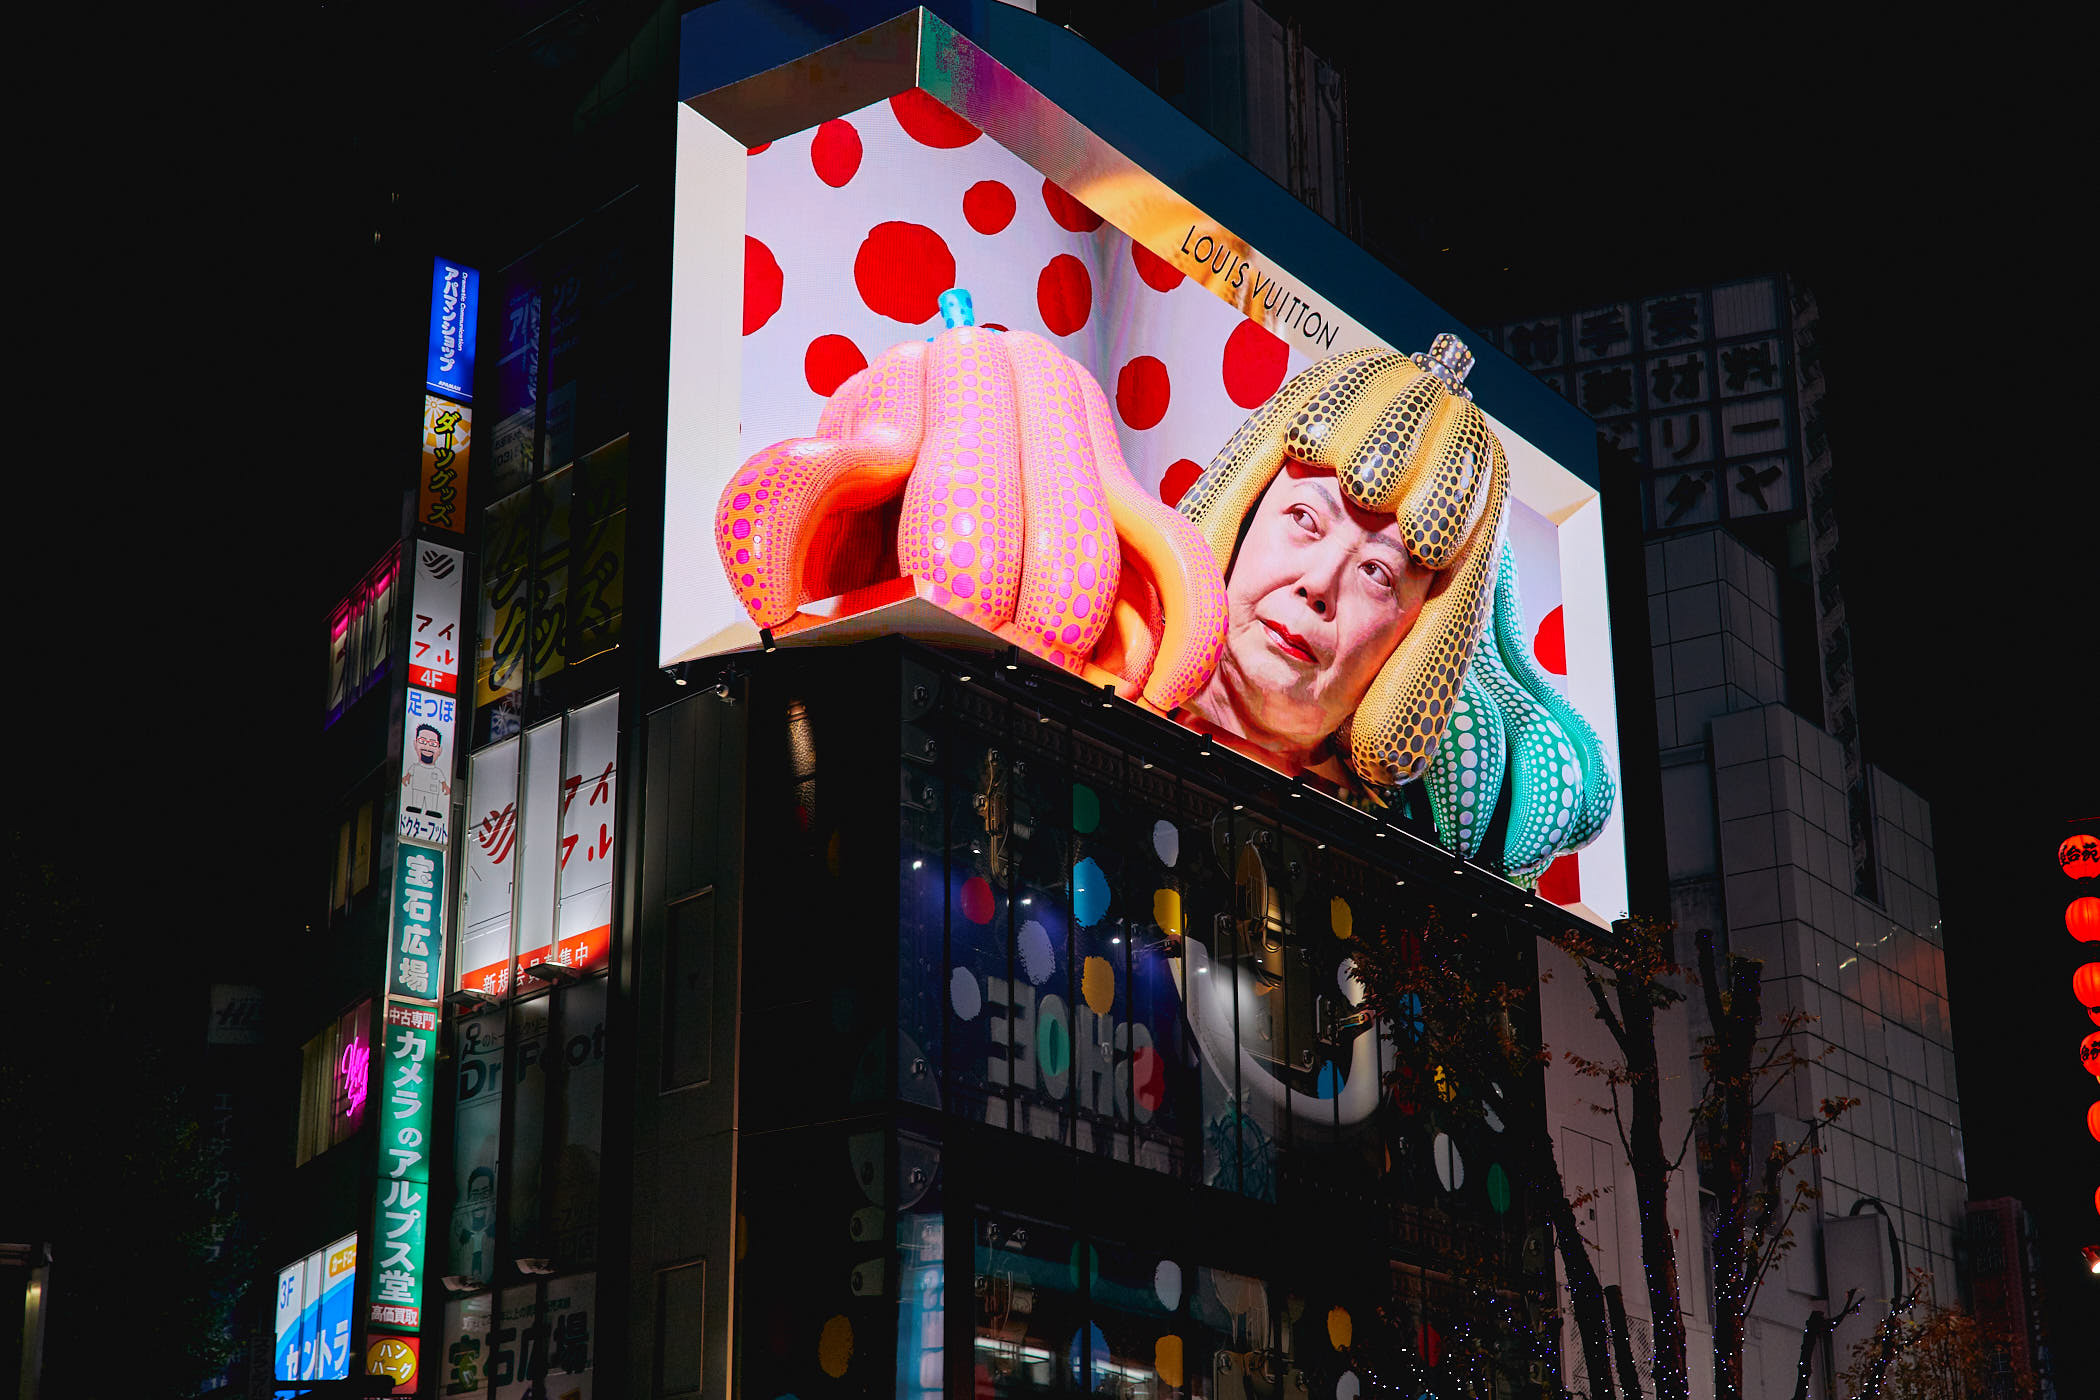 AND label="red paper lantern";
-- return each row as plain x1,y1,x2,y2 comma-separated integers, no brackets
2063,833,2100,879
2084,1031,2100,1079
2078,965,2100,1026
2089,1100,2100,1143
2069,896,2100,943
